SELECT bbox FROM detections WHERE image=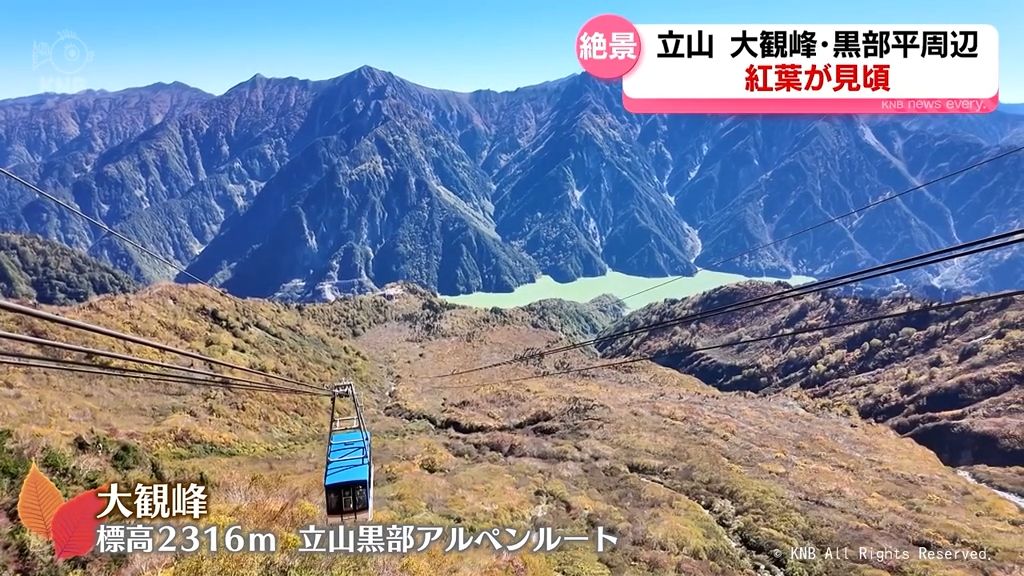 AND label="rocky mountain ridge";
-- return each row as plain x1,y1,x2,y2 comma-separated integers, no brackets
1,67,1022,300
